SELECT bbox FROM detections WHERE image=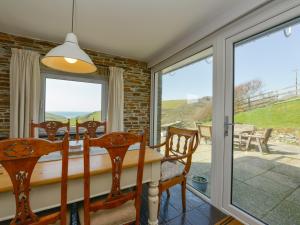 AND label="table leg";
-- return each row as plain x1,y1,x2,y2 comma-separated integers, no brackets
148,181,159,225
